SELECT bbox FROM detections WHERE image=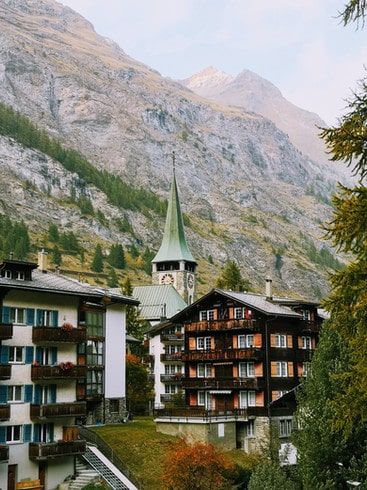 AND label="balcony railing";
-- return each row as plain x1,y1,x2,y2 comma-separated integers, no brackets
0,445,9,461
29,440,86,460
0,404,10,420
30,402,87,419
161,333,184,343
0,323,13,340
183,377,261,390
300,321,321,333
32,327,86,343
31,365,87,381
161,353,183,362
295,349,313,362
154,407,248,420
185,319,258,332
0,364,11,380
160,374,183,382
184,348,263,362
